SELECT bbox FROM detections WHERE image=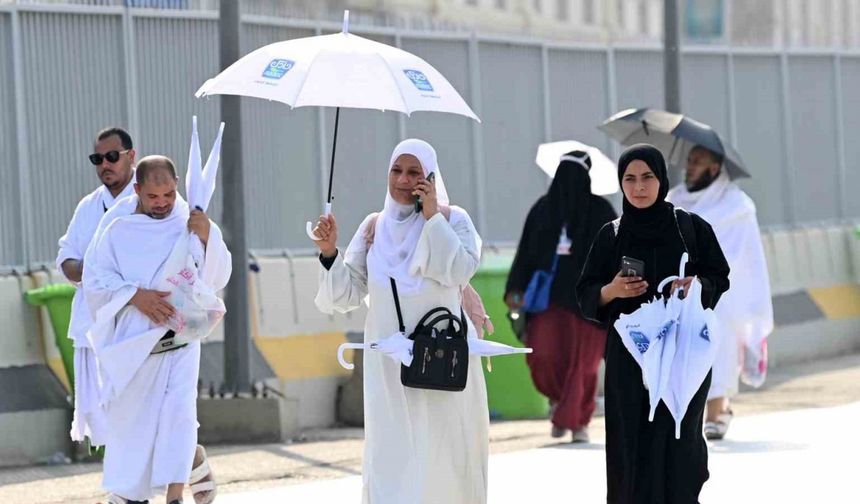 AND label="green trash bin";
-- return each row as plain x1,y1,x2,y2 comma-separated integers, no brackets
472,254,548,420
25,283,77,388
26,282,106,459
